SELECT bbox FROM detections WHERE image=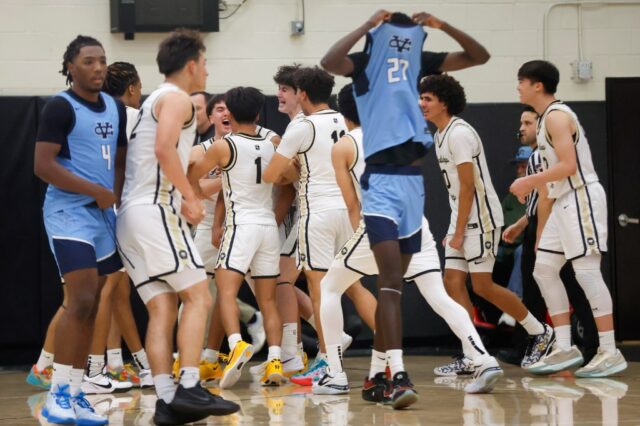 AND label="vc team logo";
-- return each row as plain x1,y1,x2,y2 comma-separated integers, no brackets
95,122,114,139
389,35,412,52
